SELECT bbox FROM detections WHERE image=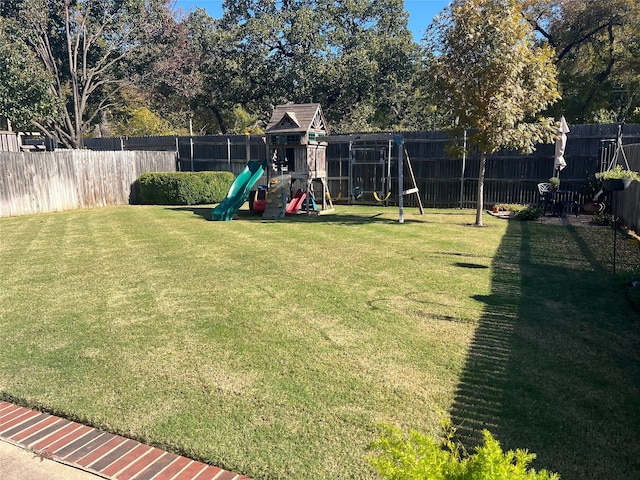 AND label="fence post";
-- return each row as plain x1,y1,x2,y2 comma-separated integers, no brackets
395,135,404,224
